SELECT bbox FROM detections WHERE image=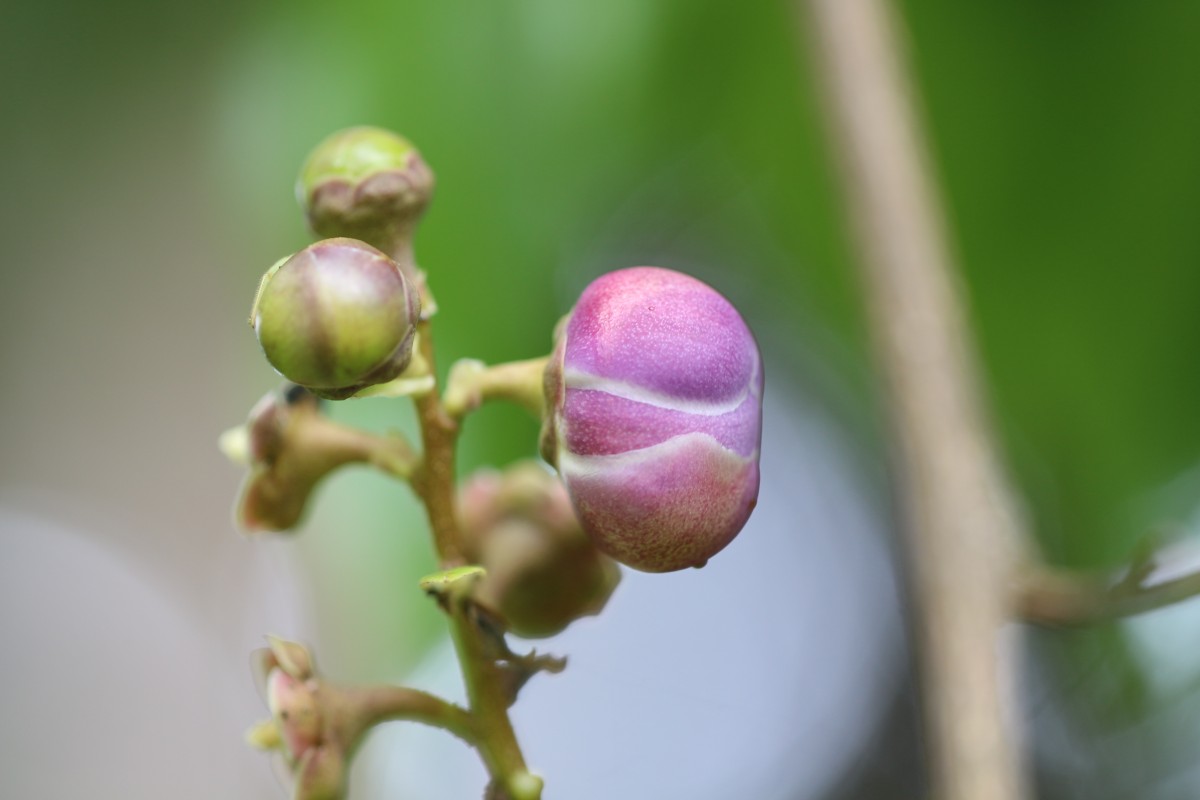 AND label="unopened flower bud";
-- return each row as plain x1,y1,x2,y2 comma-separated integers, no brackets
542,267,763,573
266,633,315,679
267,667,322,761
251,238,420,400
298,126,434,255
458,461,620,637
248,639,353,800
229,387,335,532
230,386,322,532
